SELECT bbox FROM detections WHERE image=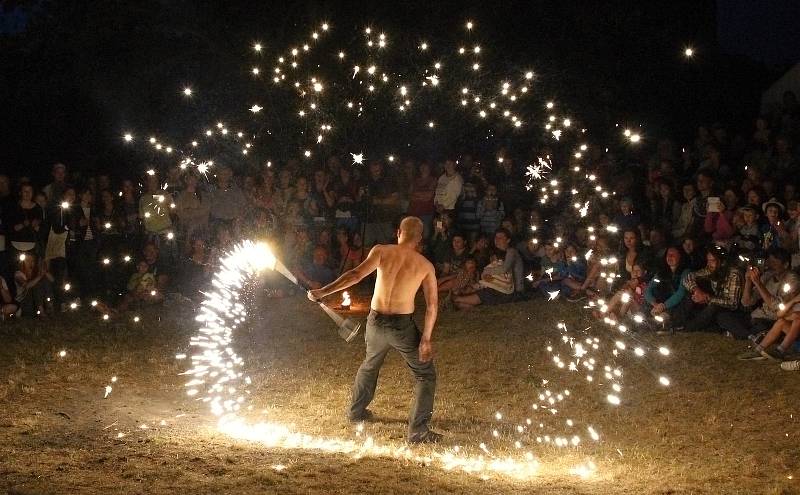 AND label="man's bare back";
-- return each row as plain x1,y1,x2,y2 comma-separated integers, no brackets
371,244,433,315
308,216,438,361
